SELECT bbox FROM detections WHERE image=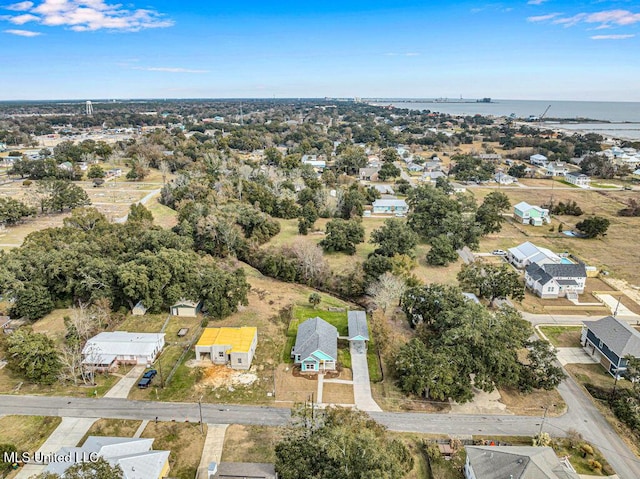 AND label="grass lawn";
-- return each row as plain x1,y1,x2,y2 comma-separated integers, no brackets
290,305,348,336
0,416,61,452
80,419,143,445
221,425,281,464
539,326,583,348
145,196,178,229
141,421,206,479
497,386,566,417
554,438,615,476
